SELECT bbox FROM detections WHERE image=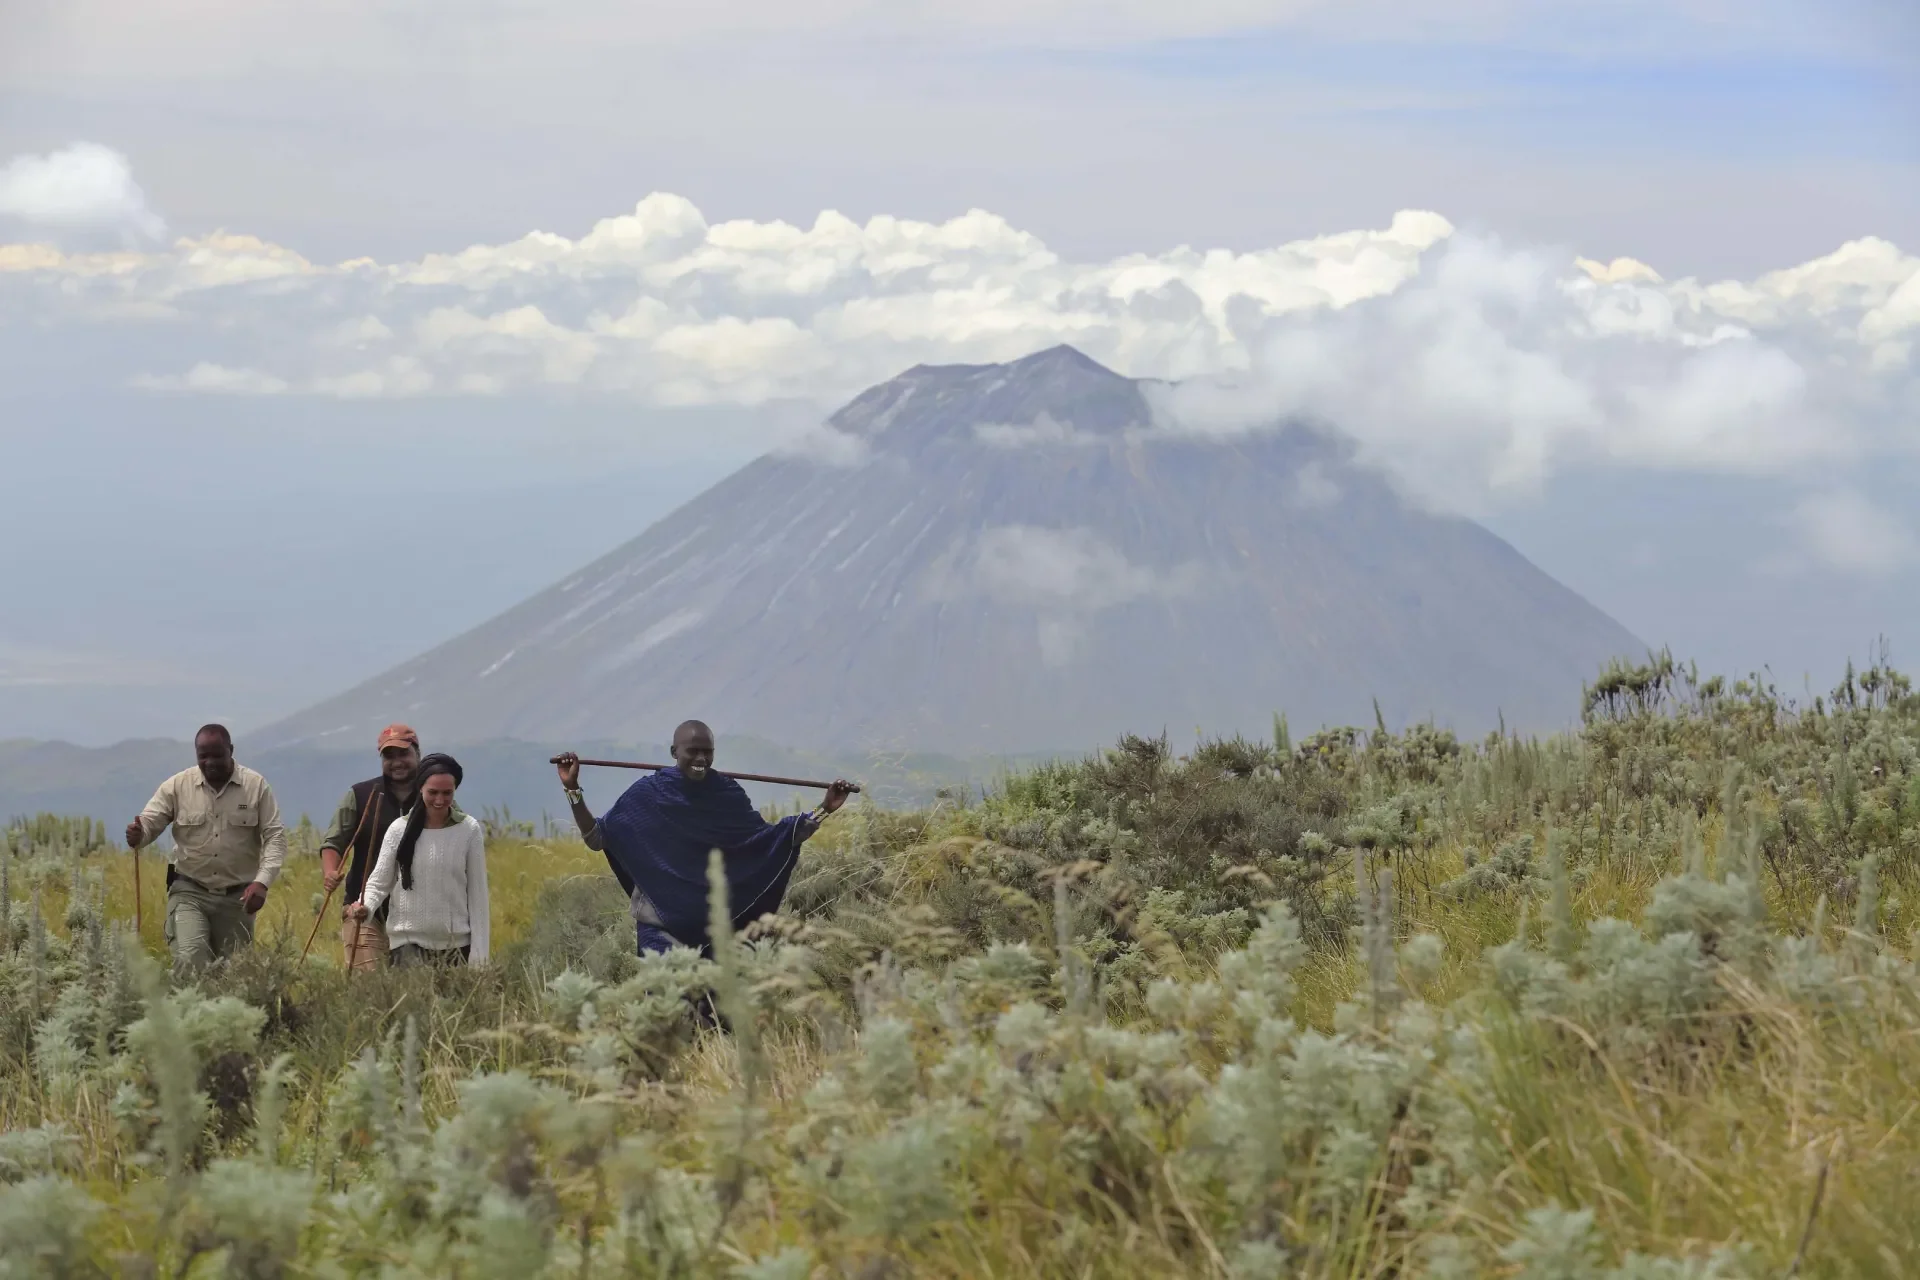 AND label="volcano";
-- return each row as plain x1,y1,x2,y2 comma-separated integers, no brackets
255,346,1642,754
